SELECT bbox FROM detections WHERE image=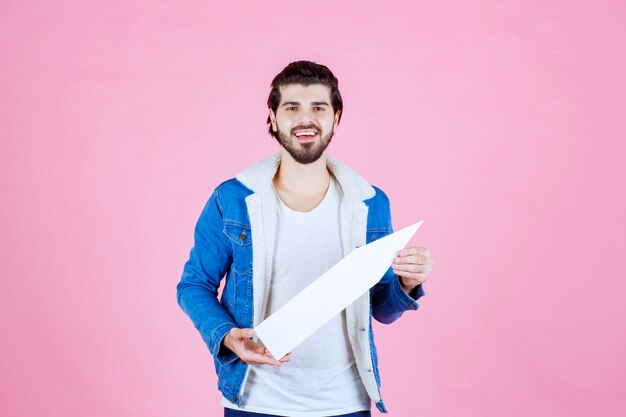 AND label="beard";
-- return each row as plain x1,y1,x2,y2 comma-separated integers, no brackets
275,126,334,165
